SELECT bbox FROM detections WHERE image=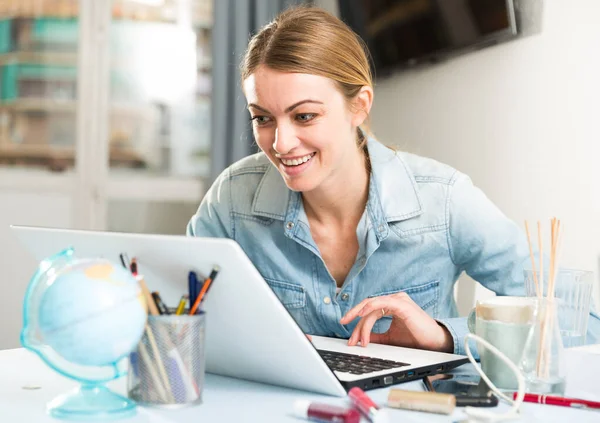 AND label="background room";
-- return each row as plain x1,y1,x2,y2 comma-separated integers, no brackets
1,0,599,351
